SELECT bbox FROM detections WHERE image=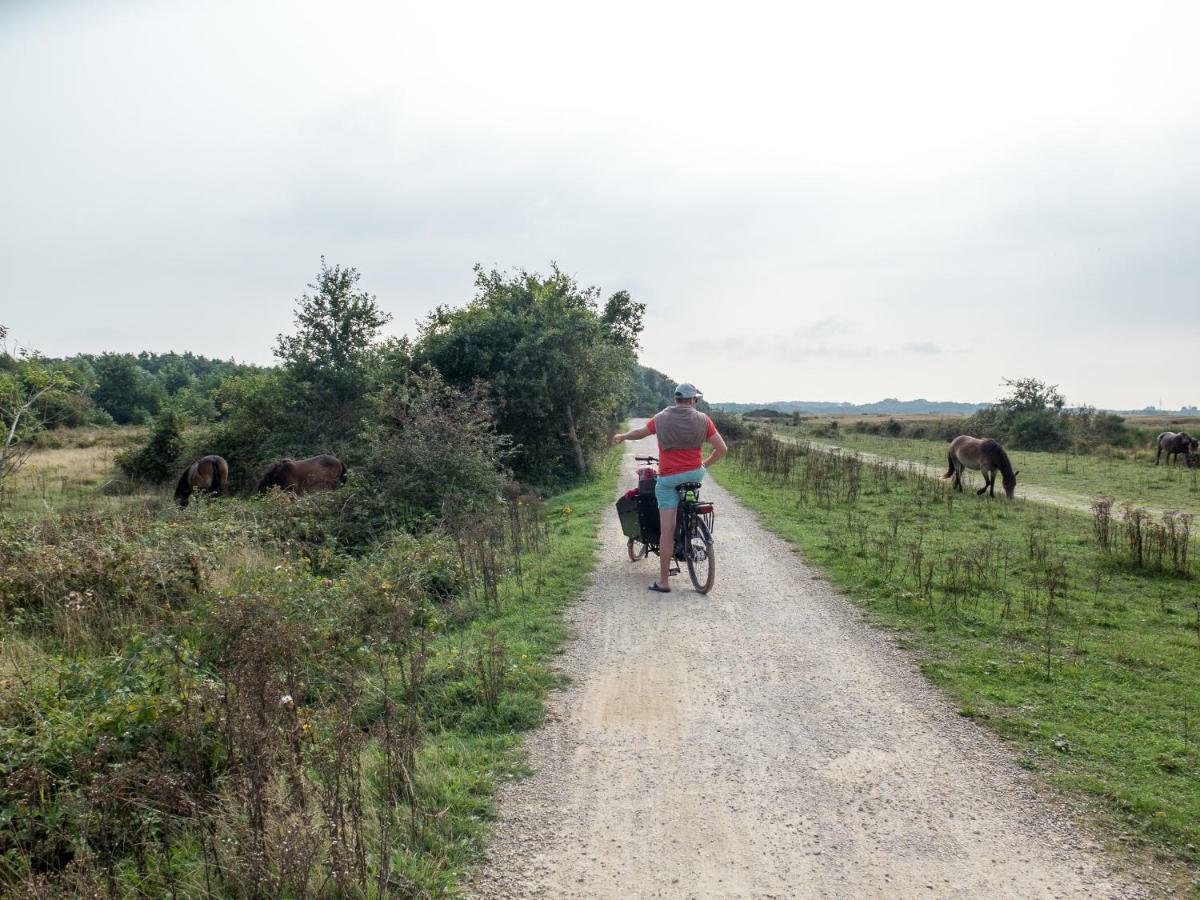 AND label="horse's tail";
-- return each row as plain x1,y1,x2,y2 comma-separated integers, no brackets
943,449,955,479
174,464,192,507
338,459,348,485
208,457,225,496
